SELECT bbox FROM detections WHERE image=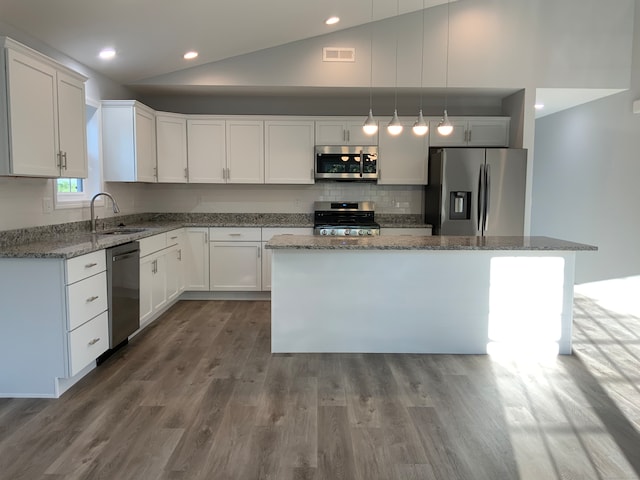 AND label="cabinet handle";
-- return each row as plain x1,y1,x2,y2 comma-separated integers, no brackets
85,262,98,268
170,236,178,240
226,168,230,180
88,338,100,346
62,151,68,169
178,249,182,261
86,295,99,303
228,233,242,237
468,130,472,142
56,151,62,169
184,167,188,179
153,166,158,179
